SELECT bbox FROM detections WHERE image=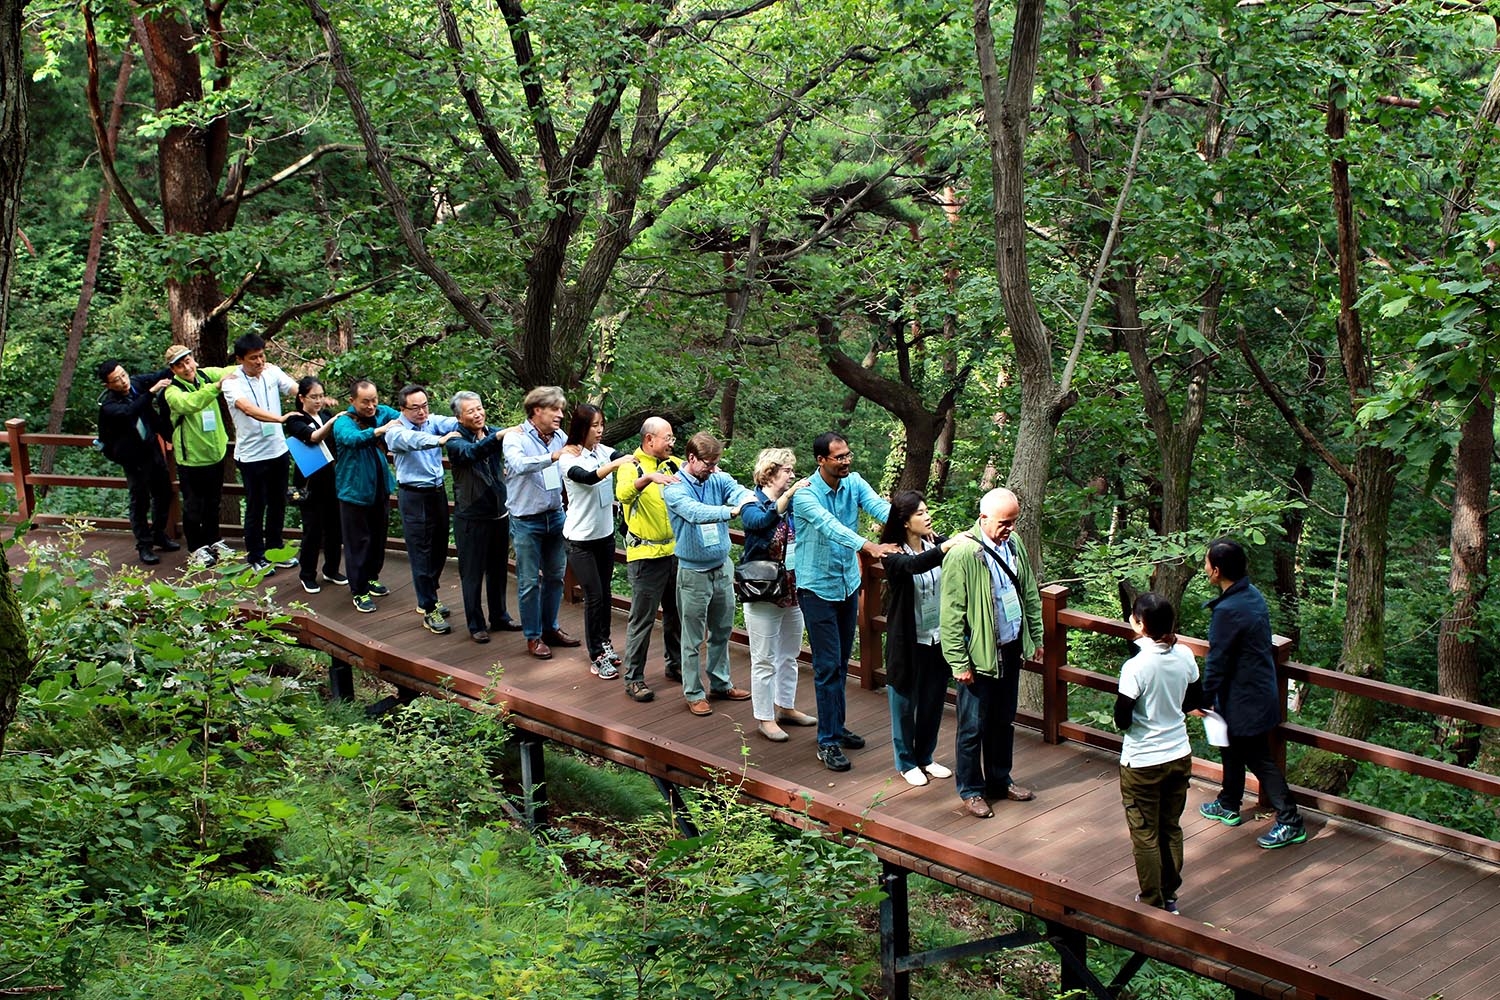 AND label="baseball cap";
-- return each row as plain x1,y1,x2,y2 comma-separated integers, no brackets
164,344,192,366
